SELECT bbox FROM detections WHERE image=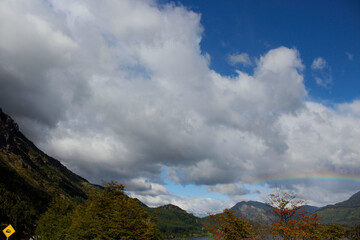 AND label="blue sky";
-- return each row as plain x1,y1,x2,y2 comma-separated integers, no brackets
1,0,359,215
170,0,360,102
